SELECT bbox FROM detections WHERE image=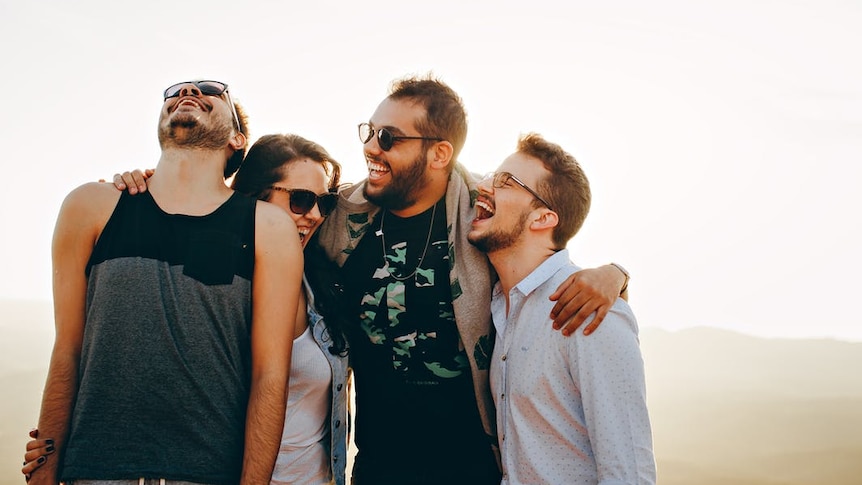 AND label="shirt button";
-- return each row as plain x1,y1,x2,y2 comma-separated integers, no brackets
337,383,343,392
501,354,507,361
